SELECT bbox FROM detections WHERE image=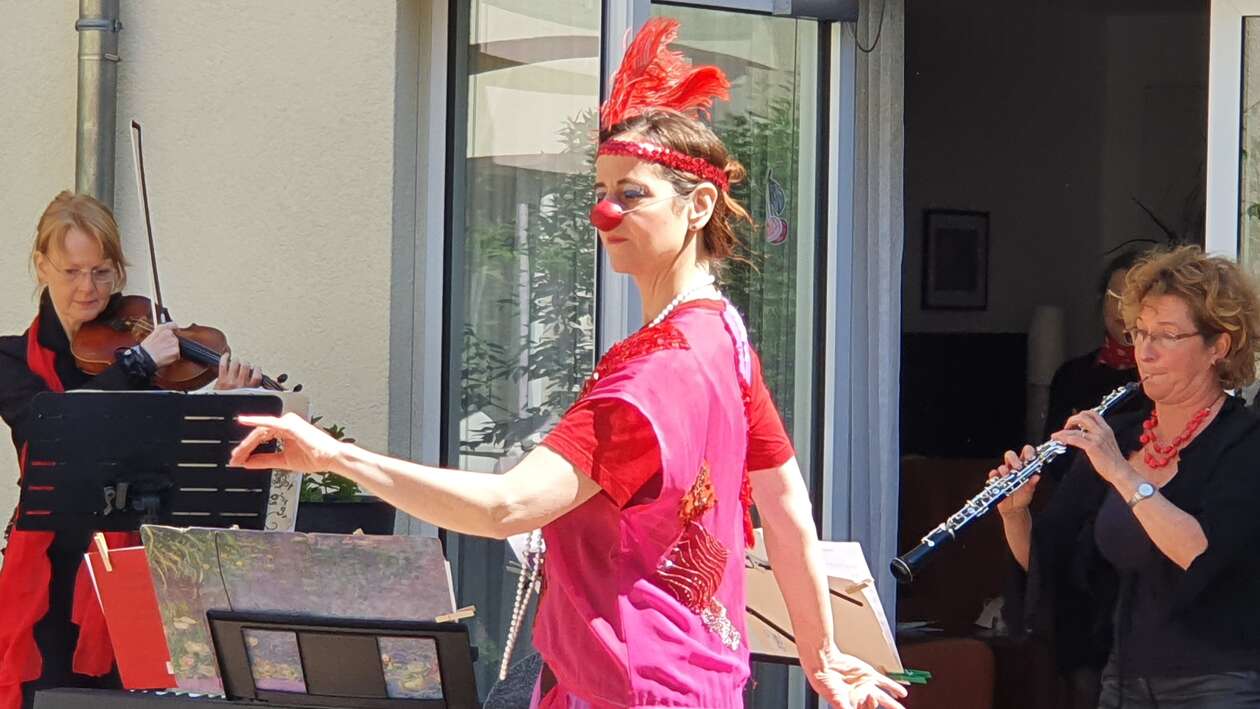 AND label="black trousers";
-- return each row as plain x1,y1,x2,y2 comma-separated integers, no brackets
1098,669,1260,709
19,534,120,709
